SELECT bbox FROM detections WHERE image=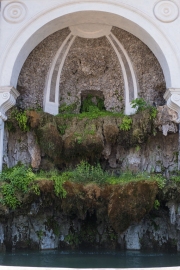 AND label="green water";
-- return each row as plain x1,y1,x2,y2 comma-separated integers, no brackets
0,250,180,268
